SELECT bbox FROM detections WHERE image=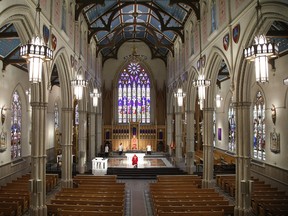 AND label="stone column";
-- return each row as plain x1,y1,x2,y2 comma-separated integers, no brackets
186,110,195,174
89,111,96,160
29,100,47,216
78,110,87,174
166,113,173,154
96,112,102,157
61,107,73,188
202,107,214,188
175,111,182,162
234,102,252,216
